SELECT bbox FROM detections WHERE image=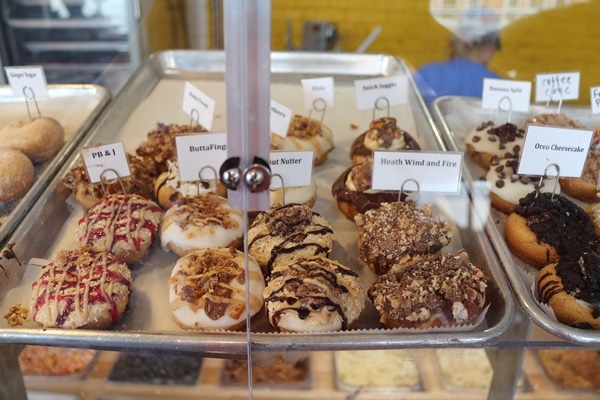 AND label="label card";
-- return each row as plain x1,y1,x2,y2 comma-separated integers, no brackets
482,78,531,112
182,81,216,131
270,99,293,138
301,77,334,111
175,133,227,182
81,142,130,184
4,66,49,99
591,86,600,114
371,151,463,193
354,76,408,110
535,71,580,102
269,150,313,188
518,125,593,178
